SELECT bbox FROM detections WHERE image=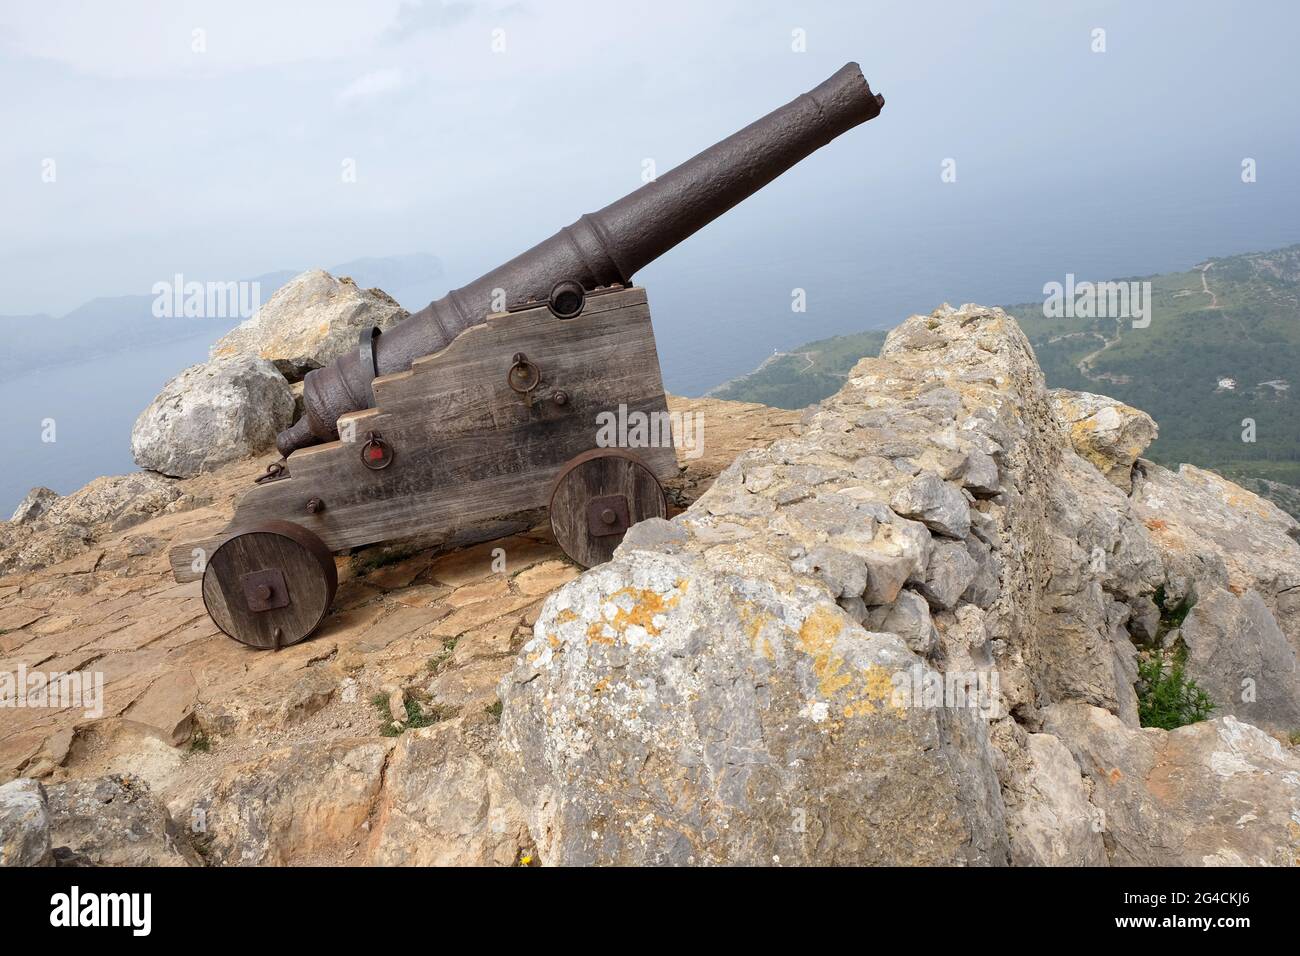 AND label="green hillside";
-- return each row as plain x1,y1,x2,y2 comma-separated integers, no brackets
710,329,888,408
712,244,1300,512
